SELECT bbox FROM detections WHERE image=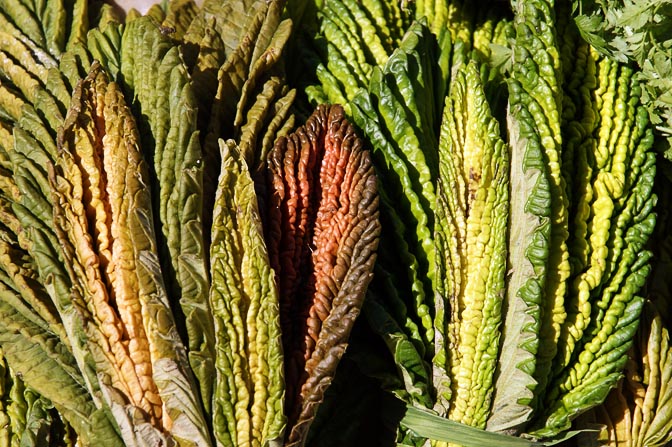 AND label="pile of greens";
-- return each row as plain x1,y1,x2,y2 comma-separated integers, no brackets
0,0,379,446
290,0,672,445
0,0,671,446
